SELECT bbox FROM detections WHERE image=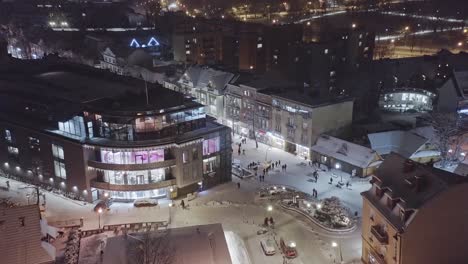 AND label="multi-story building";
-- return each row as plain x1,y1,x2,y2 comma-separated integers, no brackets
0,59,231,202
225,74,353,158
361,153,468,264
269,92,353,158
225,81,273,143
176,66,237,122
